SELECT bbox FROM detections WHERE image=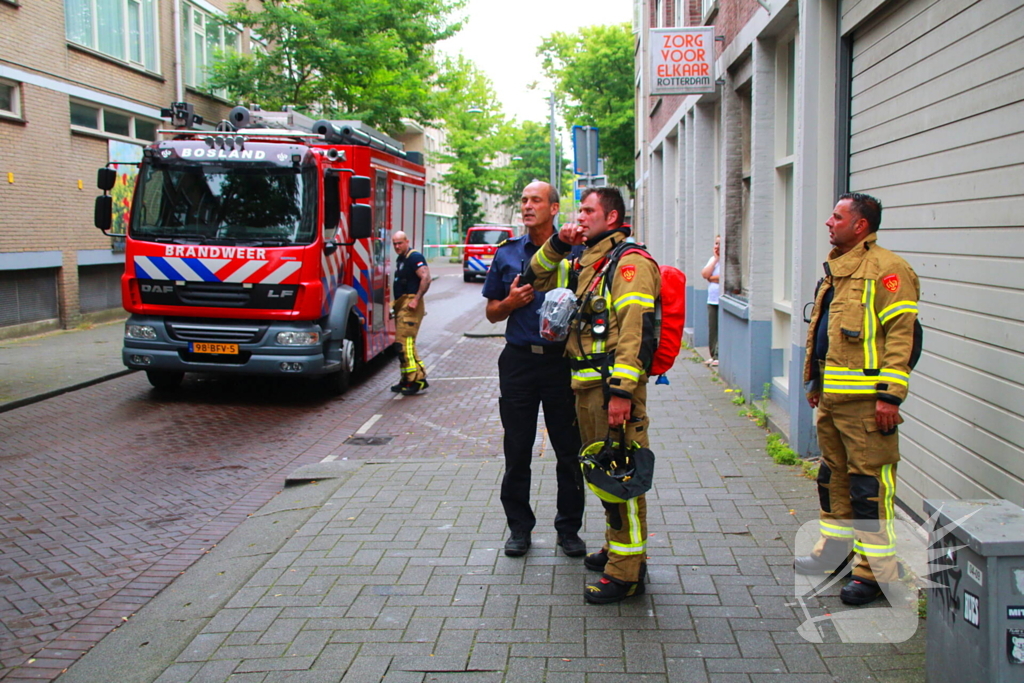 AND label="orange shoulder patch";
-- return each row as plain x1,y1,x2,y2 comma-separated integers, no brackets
620,264,636,282
882,273,900,292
